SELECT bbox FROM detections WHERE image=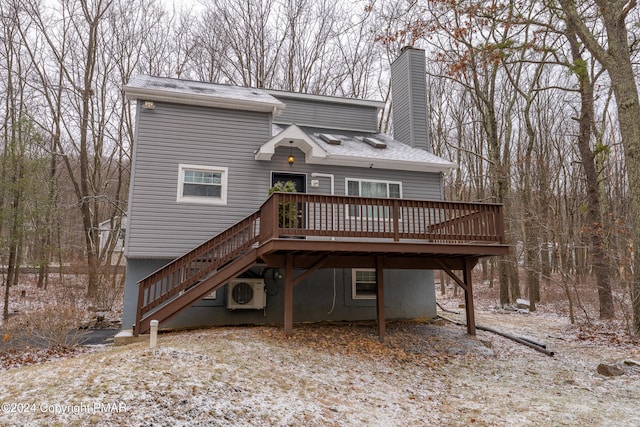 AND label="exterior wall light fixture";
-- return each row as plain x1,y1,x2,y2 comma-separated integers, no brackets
288,140,295,167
